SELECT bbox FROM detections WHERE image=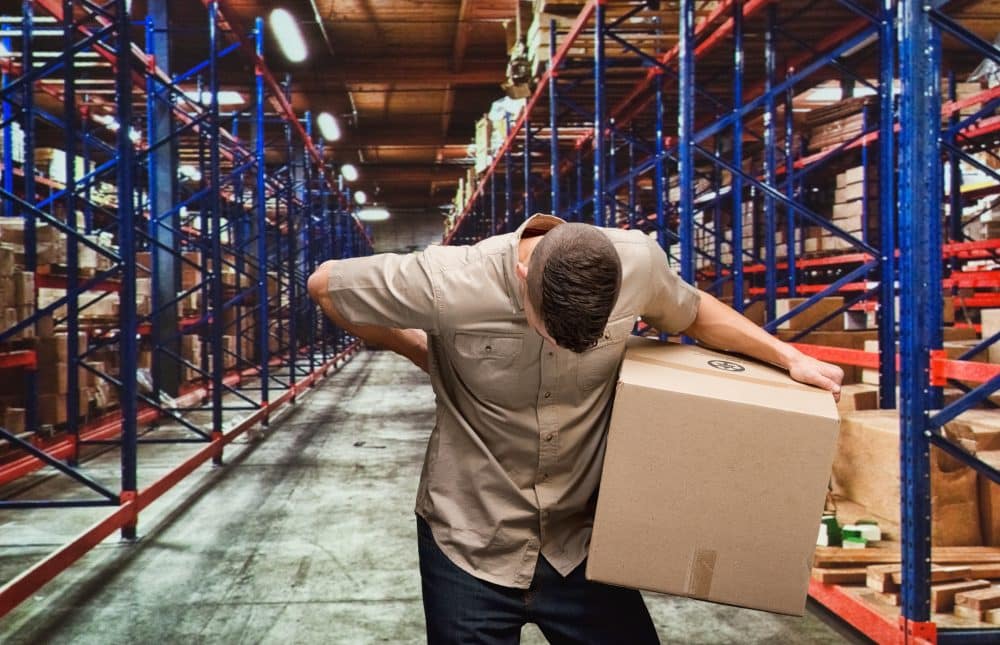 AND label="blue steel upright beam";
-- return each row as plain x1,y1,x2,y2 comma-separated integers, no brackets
254,18,269,416
305,113,316,375
878,0,897,409
784,73,796,298
2,26,12,221
593,1,606,227
64,0,80,461
677,0,695,285
549,20,560,218
898,0,938,631
146,0,181,400
654,71,666,250
504,114,513,232
731,0,744,312
762,5,777,323
21,2,38,438
208,0,225,464
524,116,532,220
116,0,140,539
